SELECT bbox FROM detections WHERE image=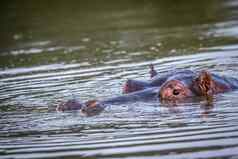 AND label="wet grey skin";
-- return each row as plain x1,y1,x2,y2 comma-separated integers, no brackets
57,68,238,116
123,70,195,93
80,87,160,116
